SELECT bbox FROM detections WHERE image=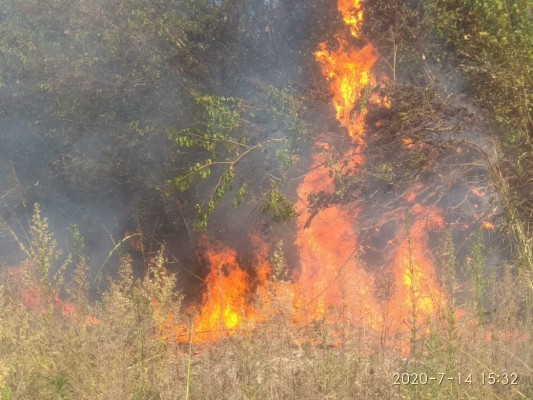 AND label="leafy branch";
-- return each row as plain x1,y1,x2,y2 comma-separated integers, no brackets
168,88,303,229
